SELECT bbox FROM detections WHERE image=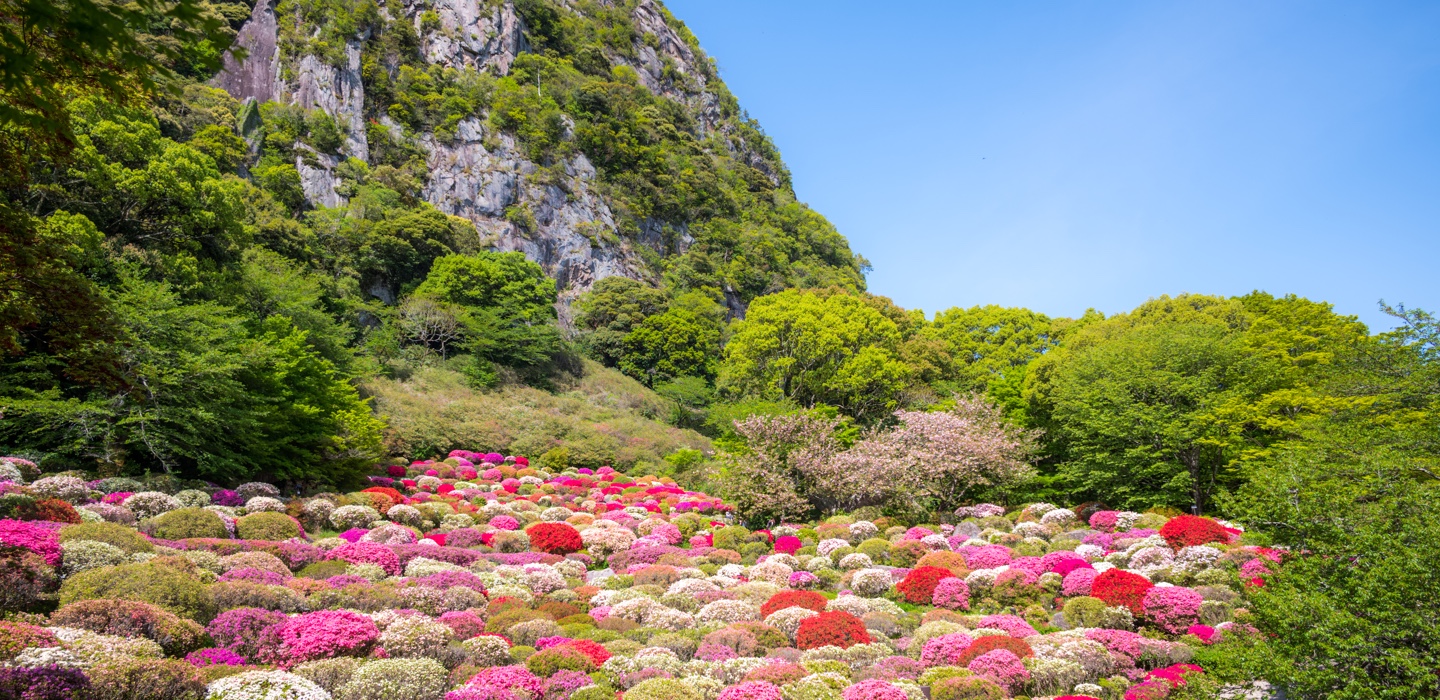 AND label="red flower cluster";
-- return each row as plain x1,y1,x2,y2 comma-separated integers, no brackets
760,590,829,618
1159,515,1230,549
527,522,583,555
954,635,1033,667
796,611,872,650
560,638,611,666
896,566,953,604
1090,568,1155,615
